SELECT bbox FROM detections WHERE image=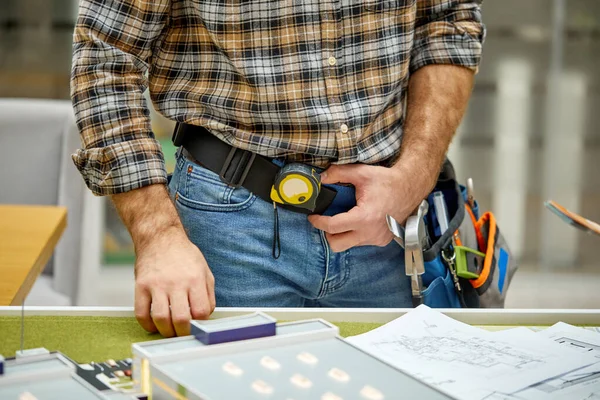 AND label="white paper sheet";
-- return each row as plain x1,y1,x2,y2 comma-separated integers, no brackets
509,322,600,400
347,306,597,400
539,322,600,359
